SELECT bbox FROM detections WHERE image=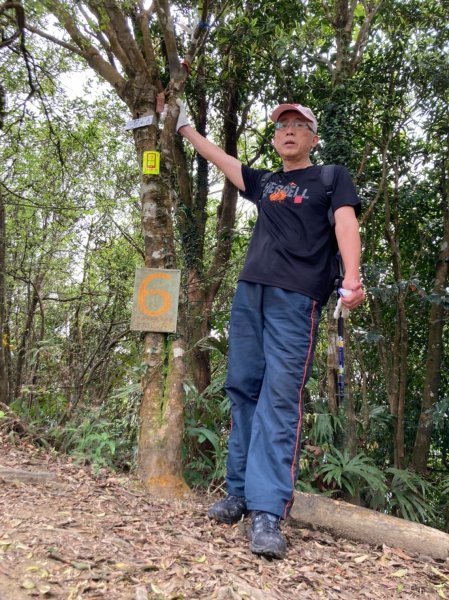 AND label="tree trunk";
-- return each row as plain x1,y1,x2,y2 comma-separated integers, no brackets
176,131,212,393
0,467,57,484
322,0,385,411
383,178,408,469
138,331,188,496
321,0,384,166
132,99,190,496
411,173,449,473
0,186,7,404
342,330,358,457
326,306,339,417
174,77,241,394
291,491,449,561
393,292,408,469
24,1,208,496
184,69,212,393
13,274,43,400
